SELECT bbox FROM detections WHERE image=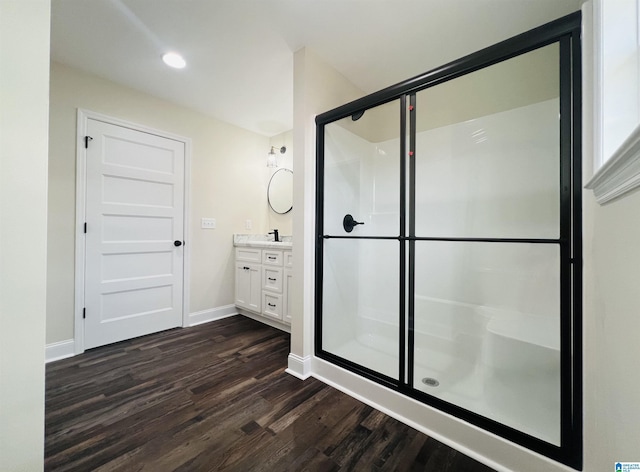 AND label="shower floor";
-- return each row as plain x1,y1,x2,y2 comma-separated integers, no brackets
330,336,559,445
